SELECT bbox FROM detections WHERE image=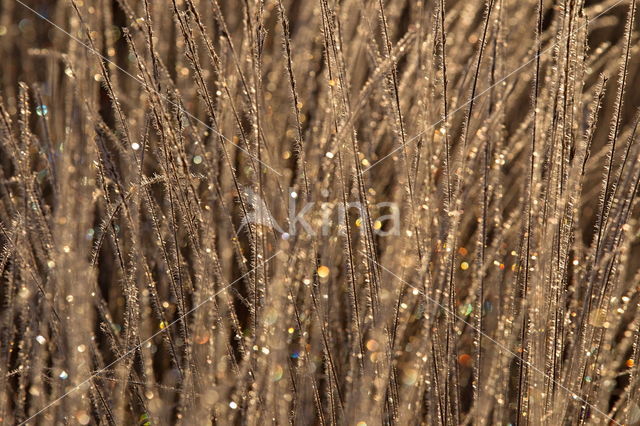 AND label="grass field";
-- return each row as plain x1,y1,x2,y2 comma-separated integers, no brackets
1,0,640,424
